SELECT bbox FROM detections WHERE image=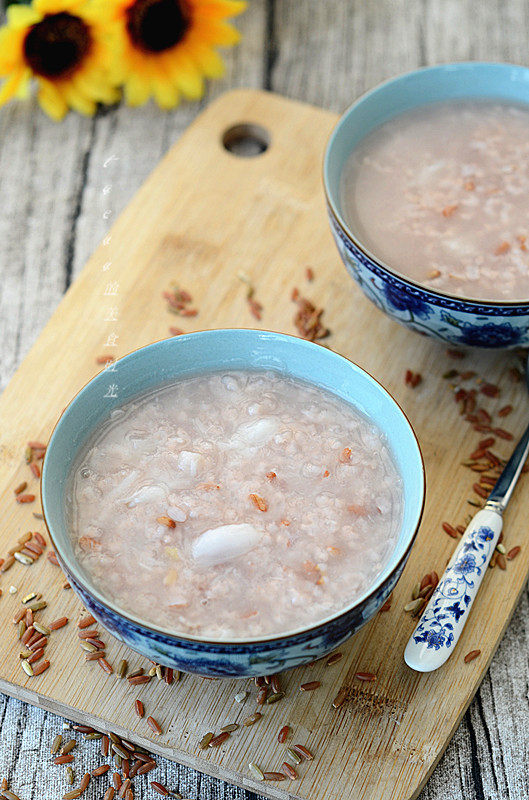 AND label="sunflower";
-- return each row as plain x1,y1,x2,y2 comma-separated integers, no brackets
0,0,119,120
99,0,247,109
